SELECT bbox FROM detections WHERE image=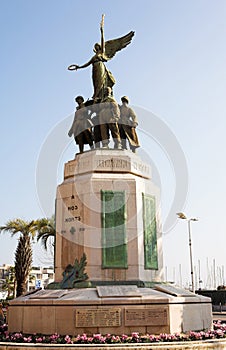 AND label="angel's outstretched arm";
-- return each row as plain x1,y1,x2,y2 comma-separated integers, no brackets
68,57,93,71
77,58,93,69
100,14,105,54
